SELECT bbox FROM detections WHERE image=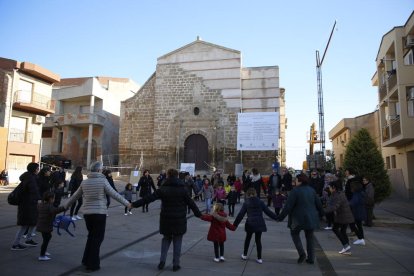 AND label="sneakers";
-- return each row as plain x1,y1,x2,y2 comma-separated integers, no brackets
324,226,332,230
11,244,27,251
219,256,225,262
128,211,133,215
353,239,366,245
256,259,263,264
339,245,351,255
71,216,77,221
45,252,51,256
24,240,38,247
241,254,247,260
38,256,51,261
75,215,83,220
213,258,220,262
124,213,128,216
